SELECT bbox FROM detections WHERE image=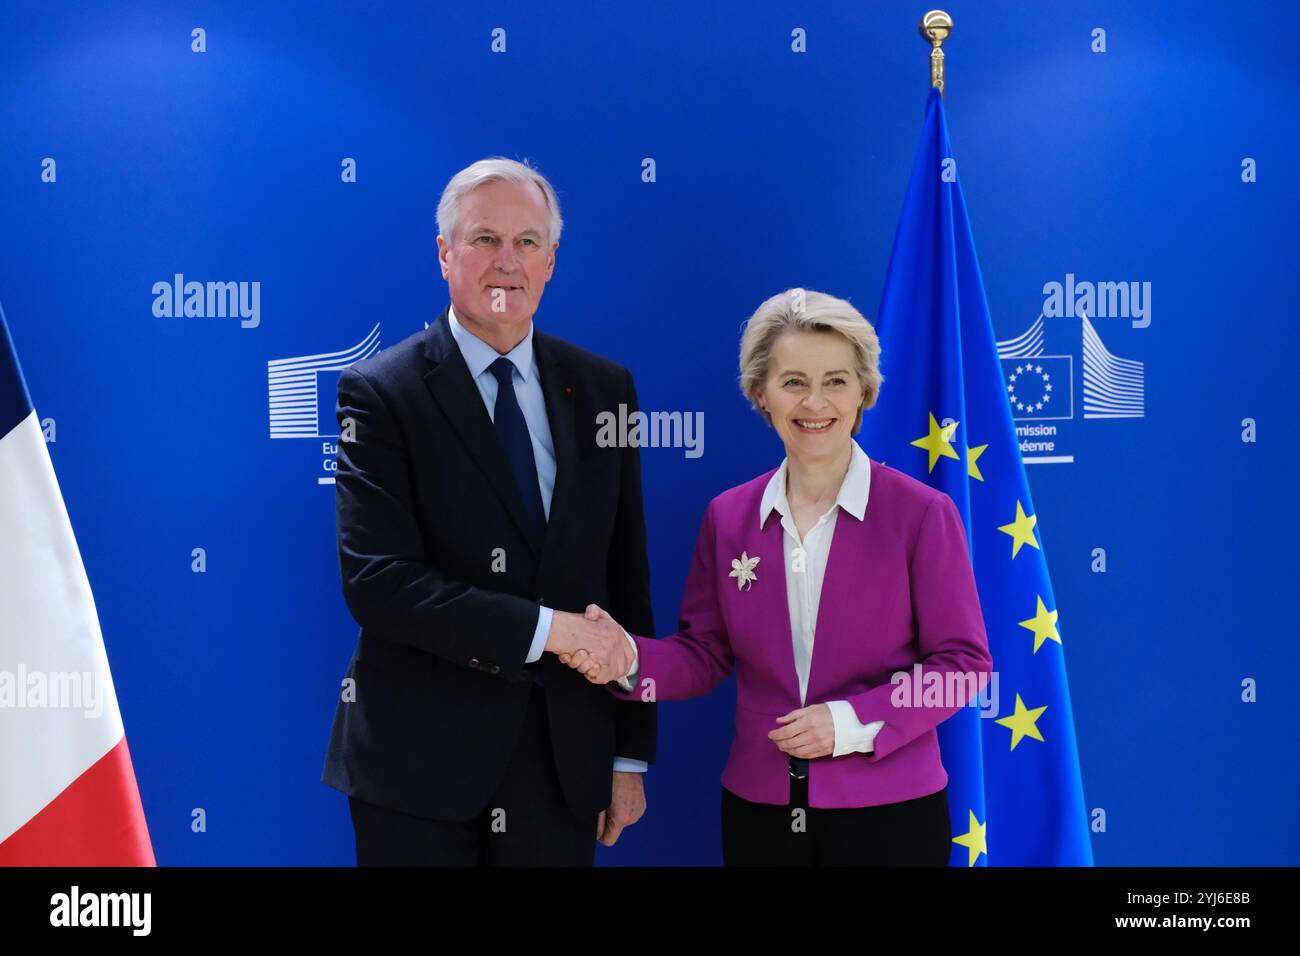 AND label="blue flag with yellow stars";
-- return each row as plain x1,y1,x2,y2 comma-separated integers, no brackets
858,88,1093,866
